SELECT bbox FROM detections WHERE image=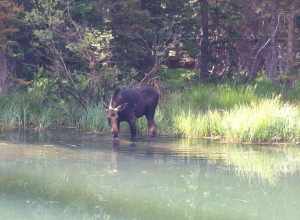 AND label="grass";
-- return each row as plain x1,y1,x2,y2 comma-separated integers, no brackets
222,98,300,142
2,77,300,143
153,80,300,143
171,98,300,143
177,84,258,110
0,92,109,132
78,104,108,132
0,92,68,131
